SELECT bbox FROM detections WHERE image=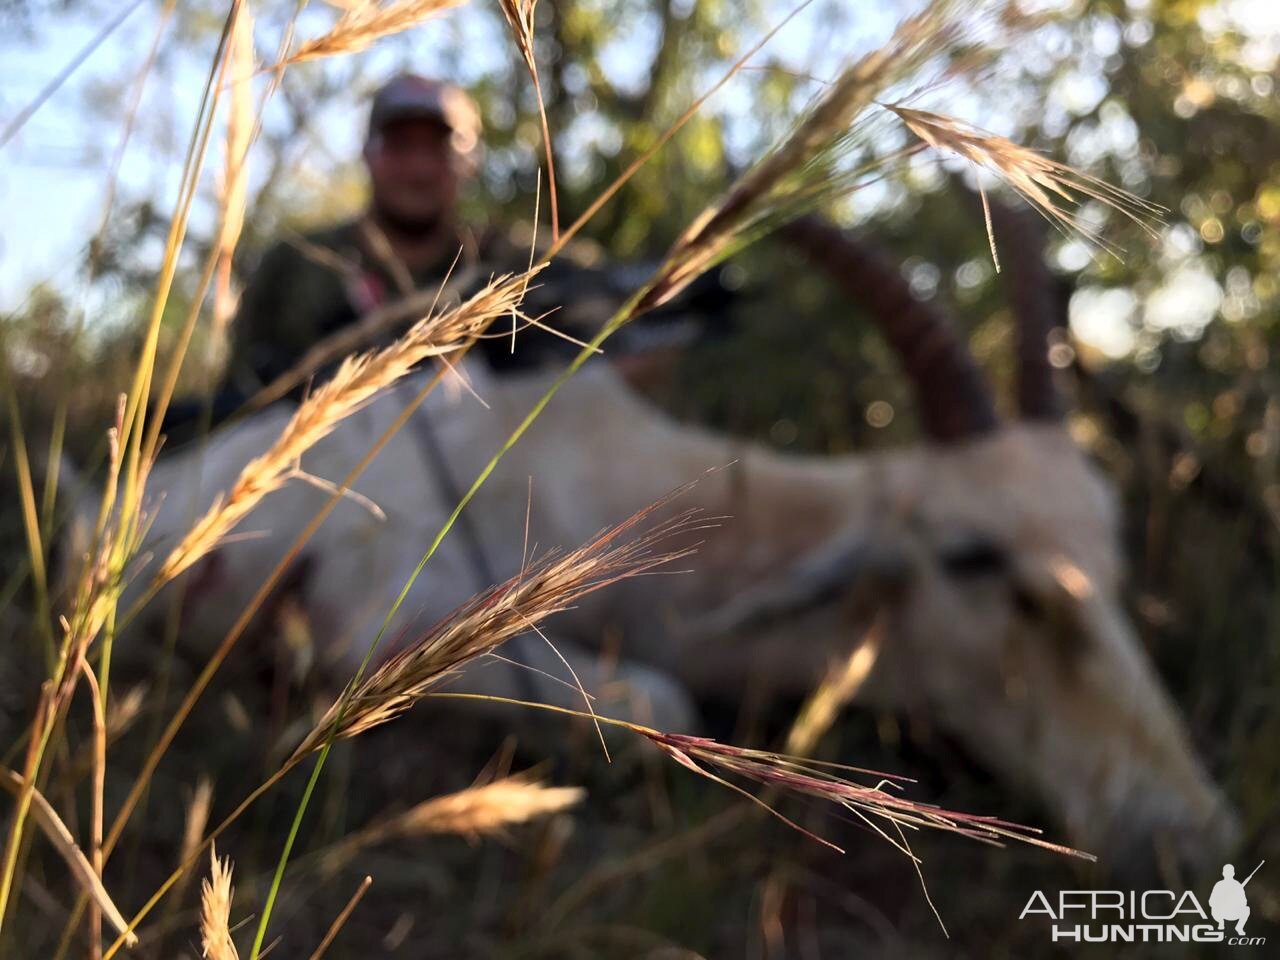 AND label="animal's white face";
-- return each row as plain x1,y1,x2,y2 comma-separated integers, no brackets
705,424,1236,877
857,425,1236,877
761,211,1238,875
